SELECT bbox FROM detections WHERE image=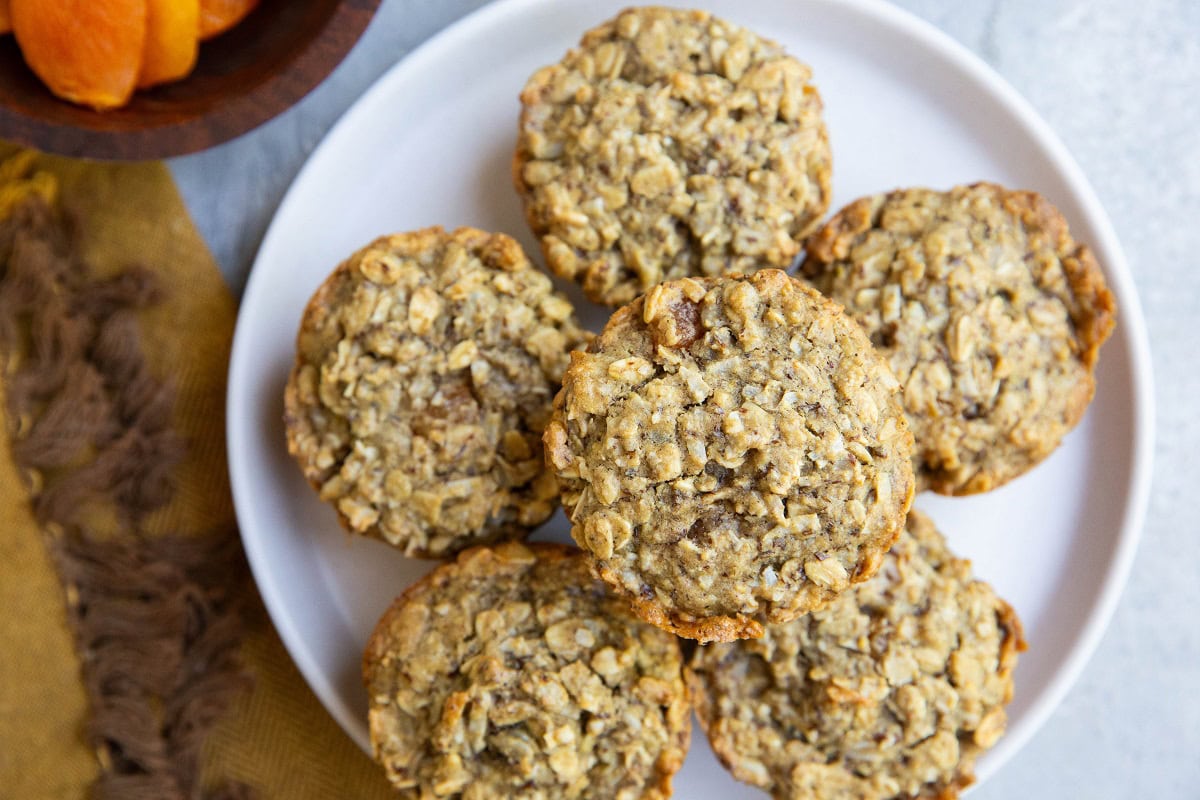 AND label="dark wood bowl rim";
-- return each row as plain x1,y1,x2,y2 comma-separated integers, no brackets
0,0,381,161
